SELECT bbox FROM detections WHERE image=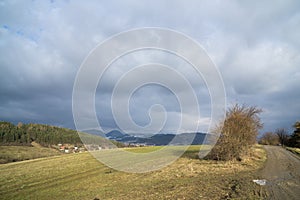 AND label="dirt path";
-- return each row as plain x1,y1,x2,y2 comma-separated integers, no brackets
260,145,300,200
